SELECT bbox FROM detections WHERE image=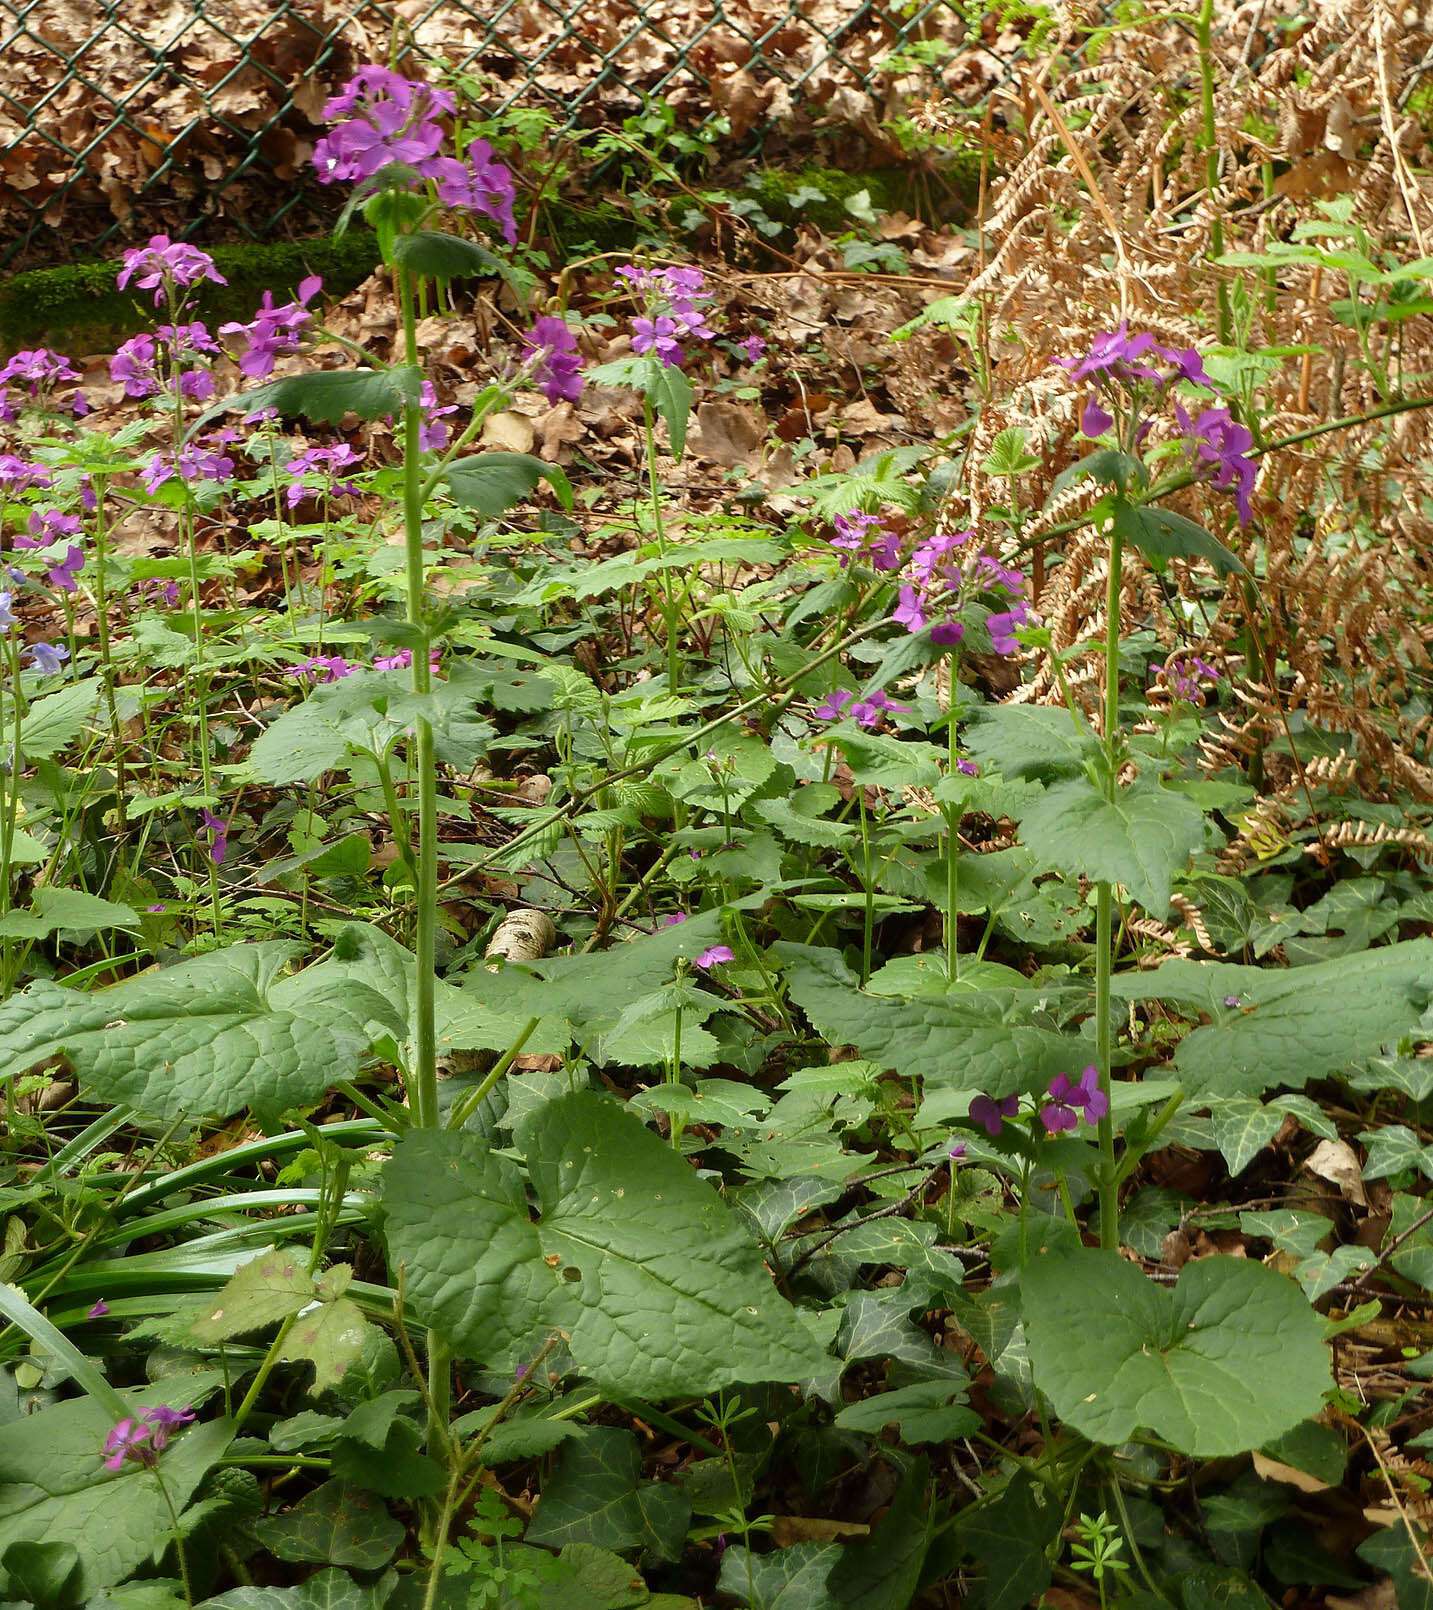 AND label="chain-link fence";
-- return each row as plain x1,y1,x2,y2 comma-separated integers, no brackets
0,0,1034,271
